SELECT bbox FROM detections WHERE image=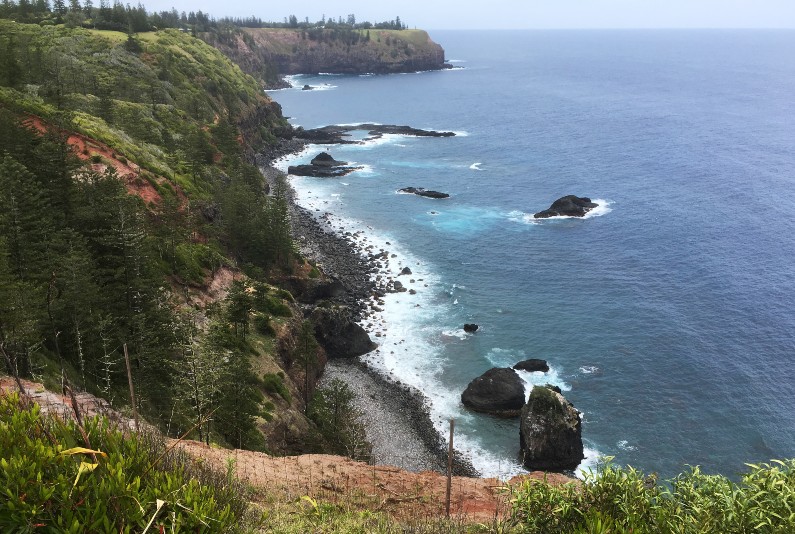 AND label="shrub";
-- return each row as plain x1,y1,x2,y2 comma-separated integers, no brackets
506,457,795,533
253,295,292,318
0,392,251,532
254,313,275,336
263,372,291,403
